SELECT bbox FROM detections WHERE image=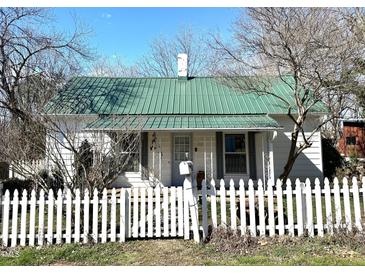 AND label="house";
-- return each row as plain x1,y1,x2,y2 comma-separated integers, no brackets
44,54,326,188
338,118,365,160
